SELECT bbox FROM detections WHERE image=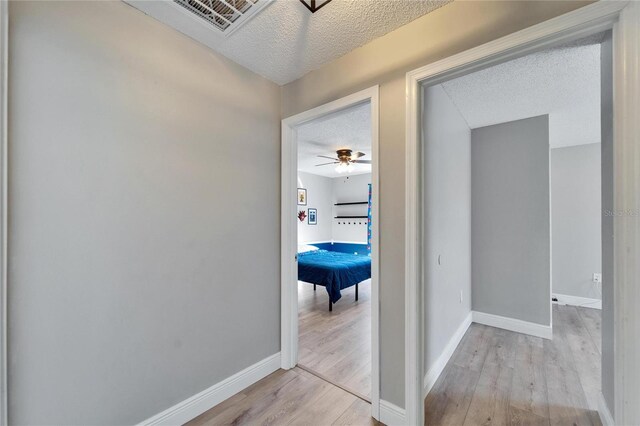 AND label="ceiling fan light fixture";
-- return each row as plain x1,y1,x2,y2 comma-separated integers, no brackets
335,162,354,174
317,149,367,174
